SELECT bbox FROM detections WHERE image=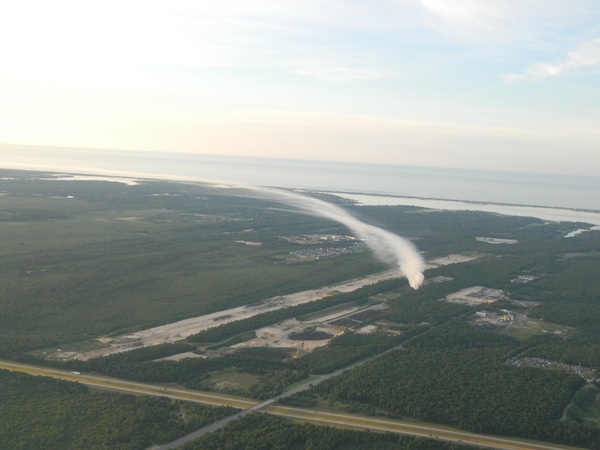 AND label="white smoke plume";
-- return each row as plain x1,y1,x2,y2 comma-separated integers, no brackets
246,187,425,289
